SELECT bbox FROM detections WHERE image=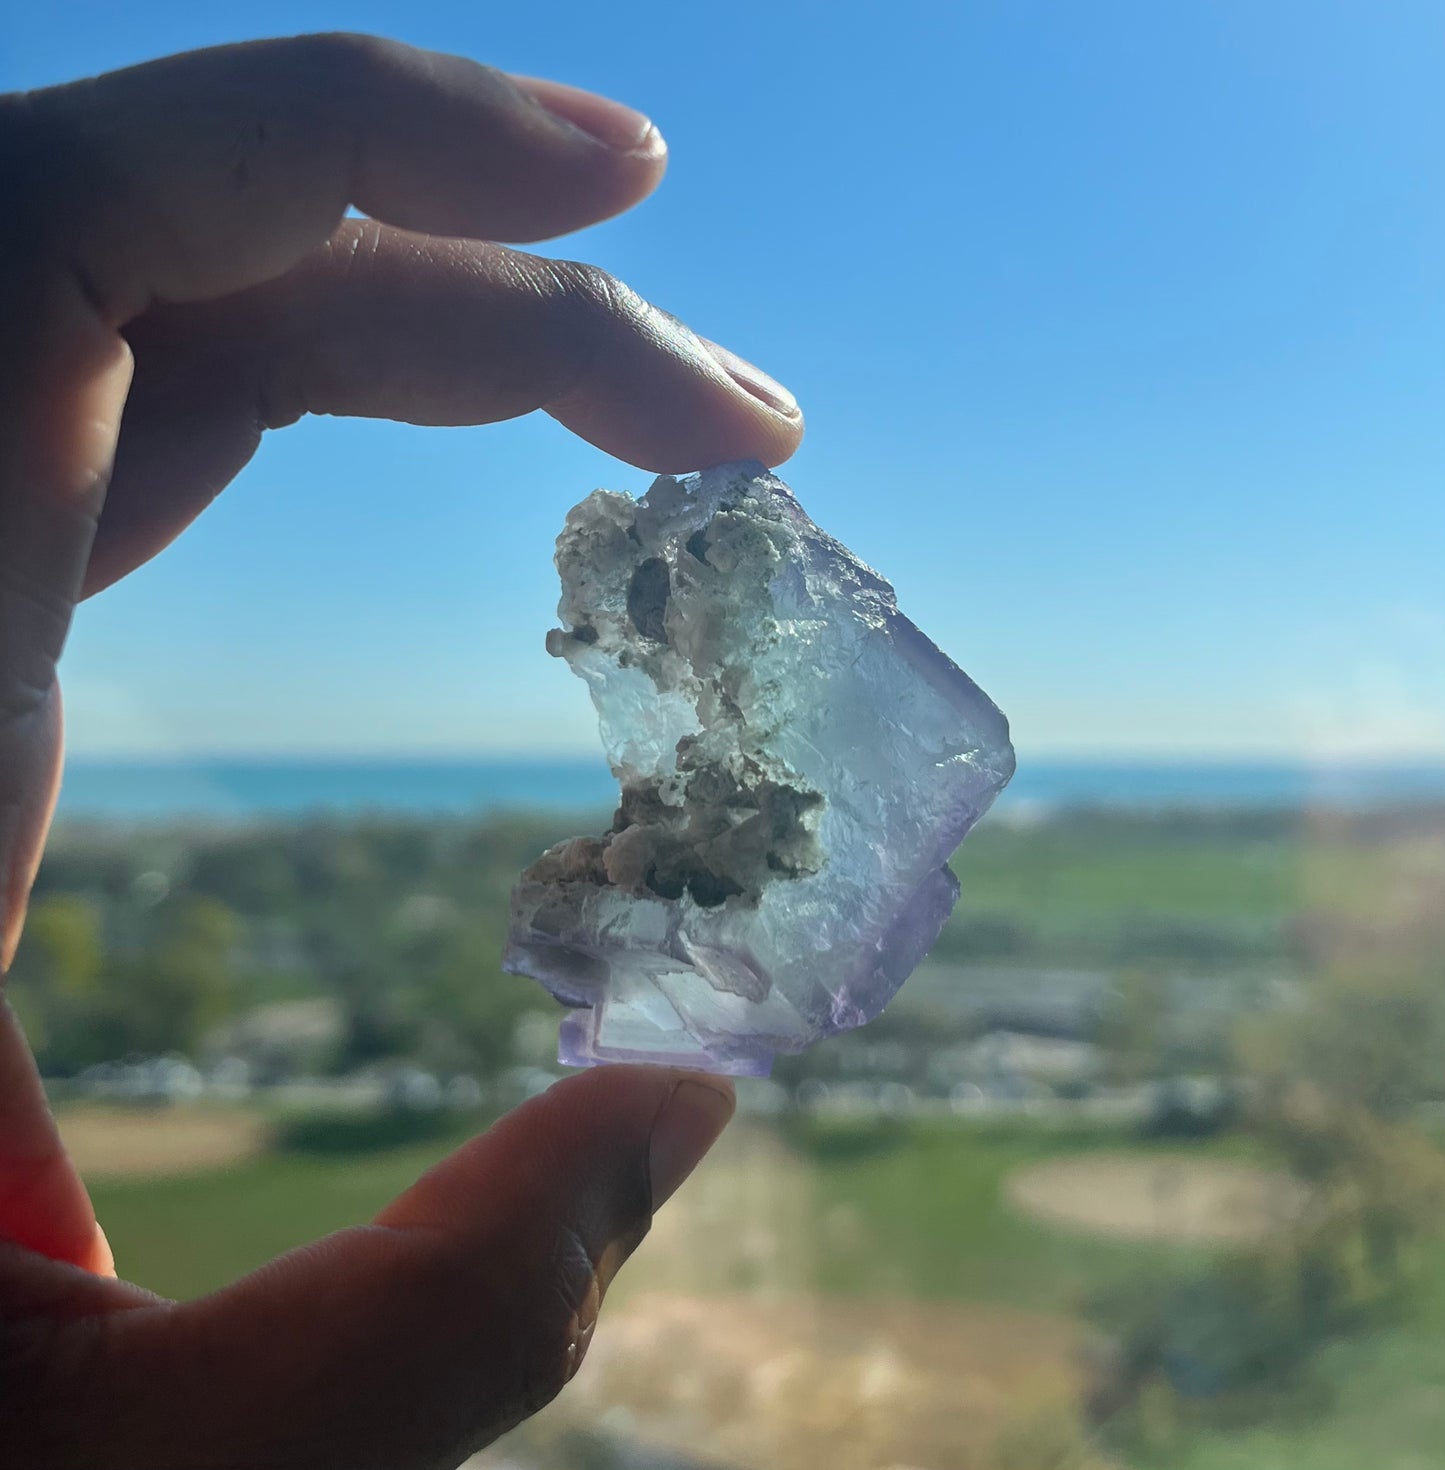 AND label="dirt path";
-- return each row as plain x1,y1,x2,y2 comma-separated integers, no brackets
629,1120,818,1297
1006,1151,1306,1244
527,1291,1091,1470
56,1105,269,1179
